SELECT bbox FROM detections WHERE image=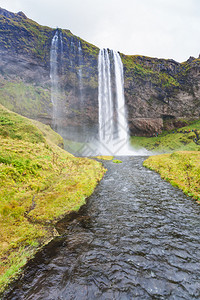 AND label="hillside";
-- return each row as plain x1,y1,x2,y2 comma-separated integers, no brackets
0,104,105,293
0,7,200,140
130,119,200,153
